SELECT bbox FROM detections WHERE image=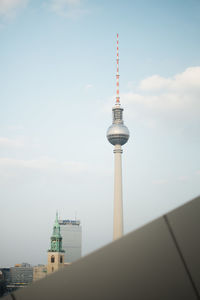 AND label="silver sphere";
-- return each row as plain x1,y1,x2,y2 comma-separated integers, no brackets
107,123,129,146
